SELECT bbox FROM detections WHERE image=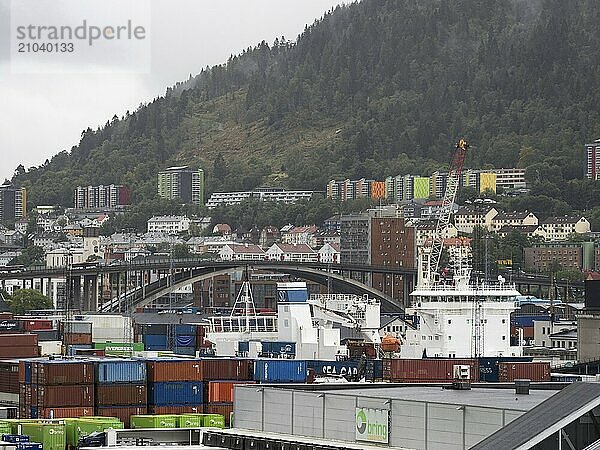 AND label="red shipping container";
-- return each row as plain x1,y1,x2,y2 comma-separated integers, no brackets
498,362,551,382
205,403,233,426
0,361,20,394
0,346,38,359
22,319,53,331
96,406,147,427
148,405,203,415
208,381,255,403
199,359,253,381
63,333,92,345
96,384,147,406
0,334,38,347
0,313,13,320
35,361,94,385
147,360,202,382
37,384,94,407
38,407,94,419
383,358,480,382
